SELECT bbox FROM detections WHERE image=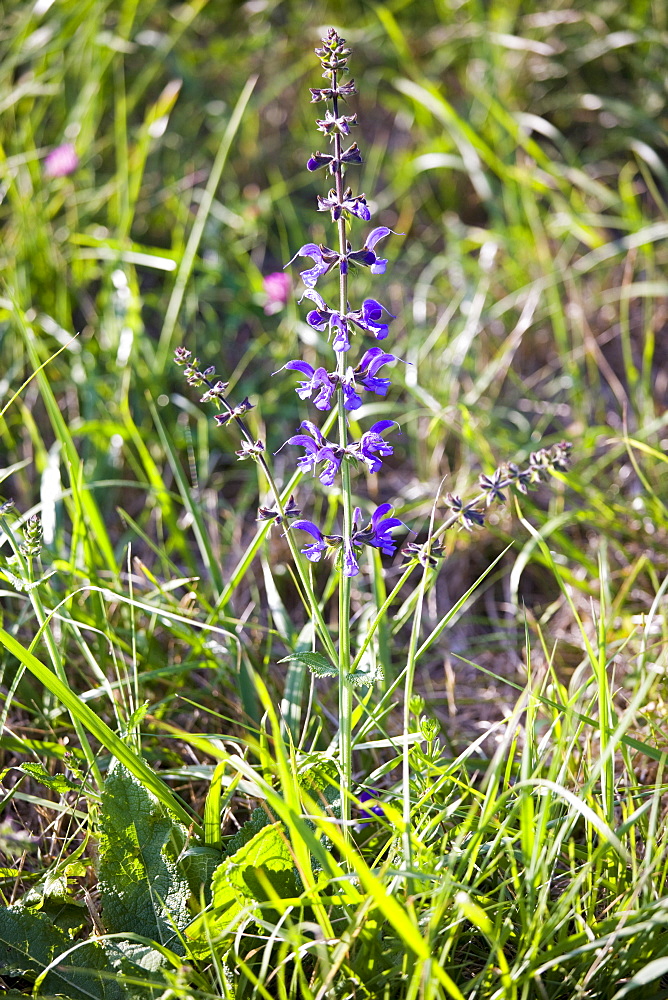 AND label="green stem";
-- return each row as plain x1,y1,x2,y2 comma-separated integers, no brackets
402,558,429,891
332,76,354,841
